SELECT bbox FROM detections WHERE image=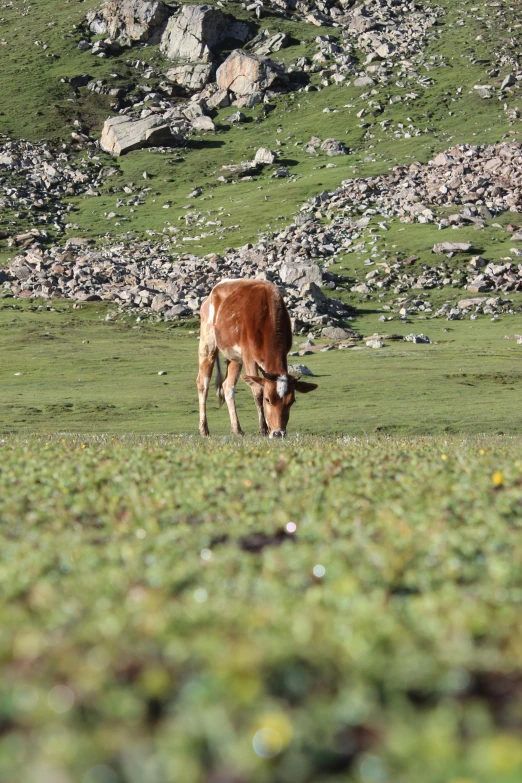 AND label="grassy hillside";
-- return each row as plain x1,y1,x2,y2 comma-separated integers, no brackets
1,435,522,782
1,0,521,256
